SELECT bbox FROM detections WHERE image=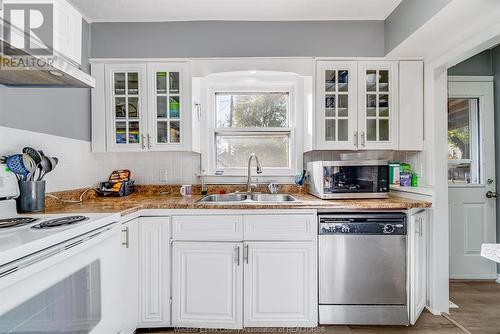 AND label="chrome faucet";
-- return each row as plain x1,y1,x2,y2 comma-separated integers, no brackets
247,153,262,193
